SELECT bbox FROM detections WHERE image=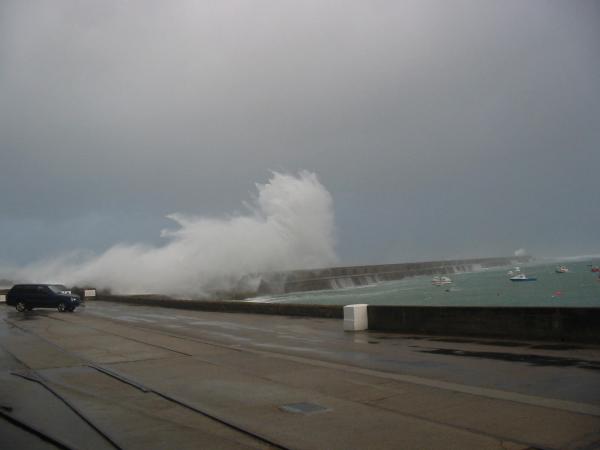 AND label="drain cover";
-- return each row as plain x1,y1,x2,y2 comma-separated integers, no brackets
280,402,331,415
